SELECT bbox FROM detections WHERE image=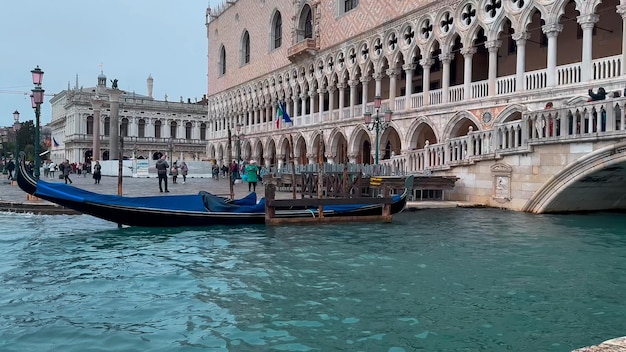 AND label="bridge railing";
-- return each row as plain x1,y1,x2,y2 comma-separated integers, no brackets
381,96,626,175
